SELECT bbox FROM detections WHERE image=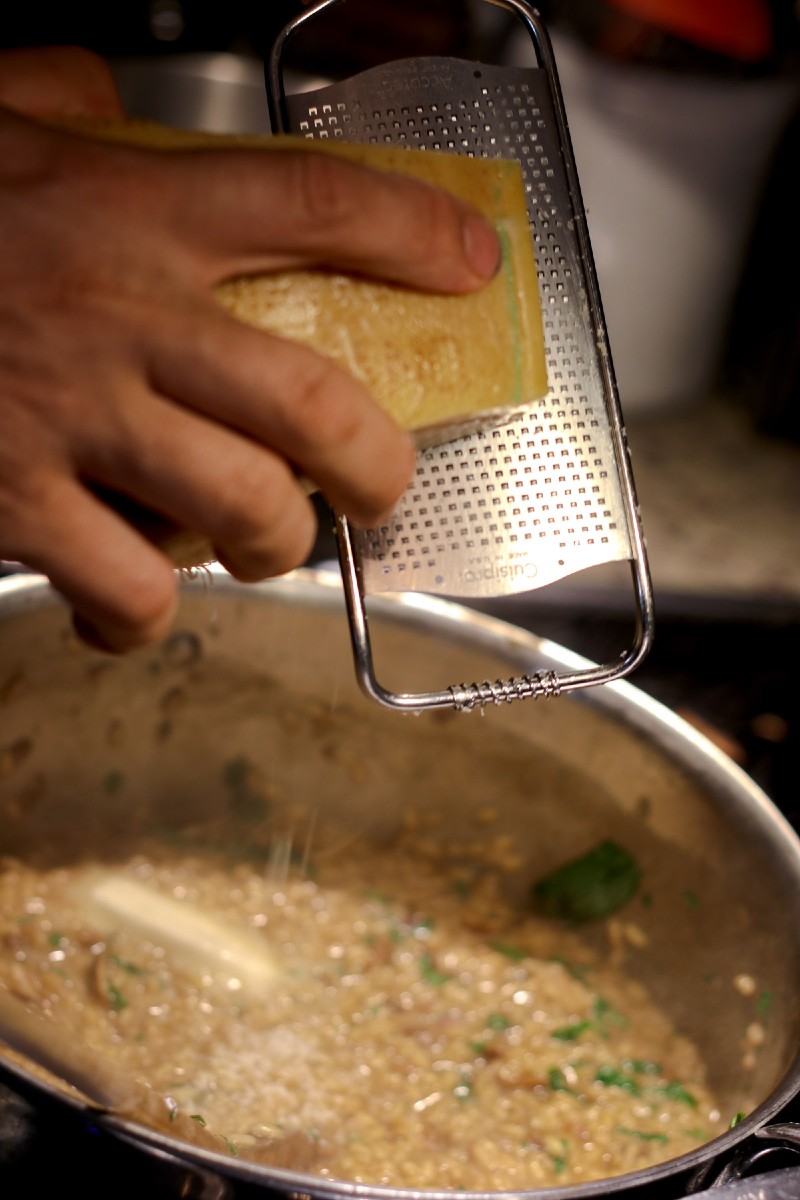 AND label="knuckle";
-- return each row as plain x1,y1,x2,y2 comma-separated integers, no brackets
287,151,361,233
215,465,277,537
0,461,64,554
211,468,316,581
289,359,365,451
